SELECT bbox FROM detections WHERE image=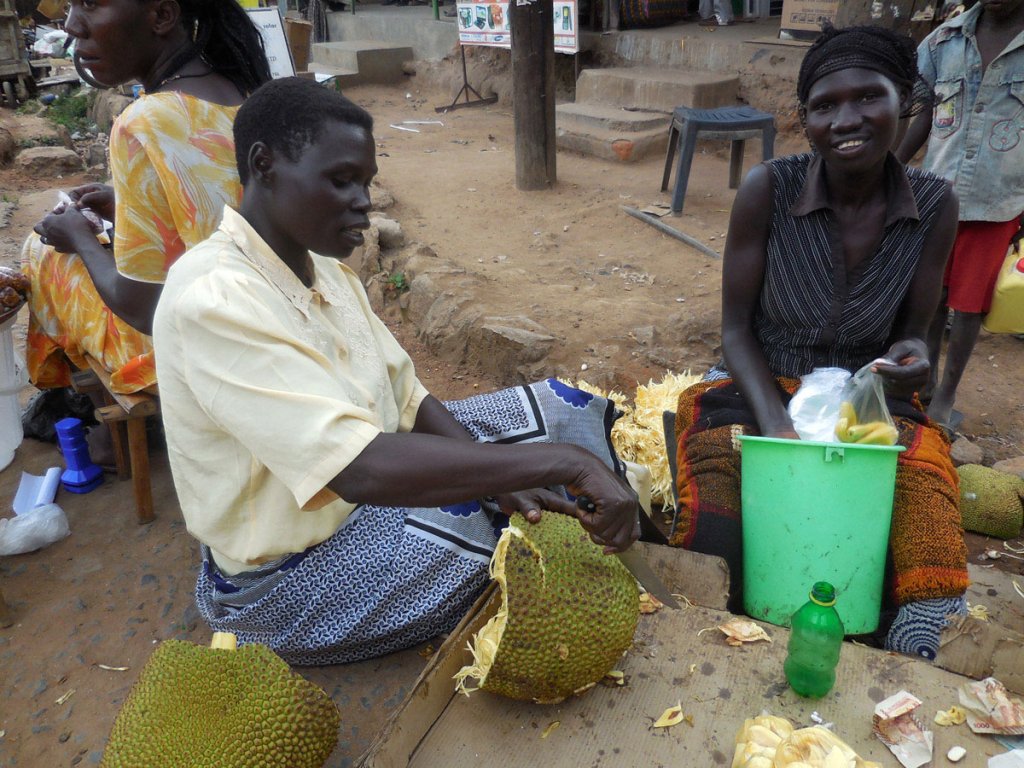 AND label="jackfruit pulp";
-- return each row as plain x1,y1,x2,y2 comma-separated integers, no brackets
100,637,339,768
957,464,1024,540
454,511,640,703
